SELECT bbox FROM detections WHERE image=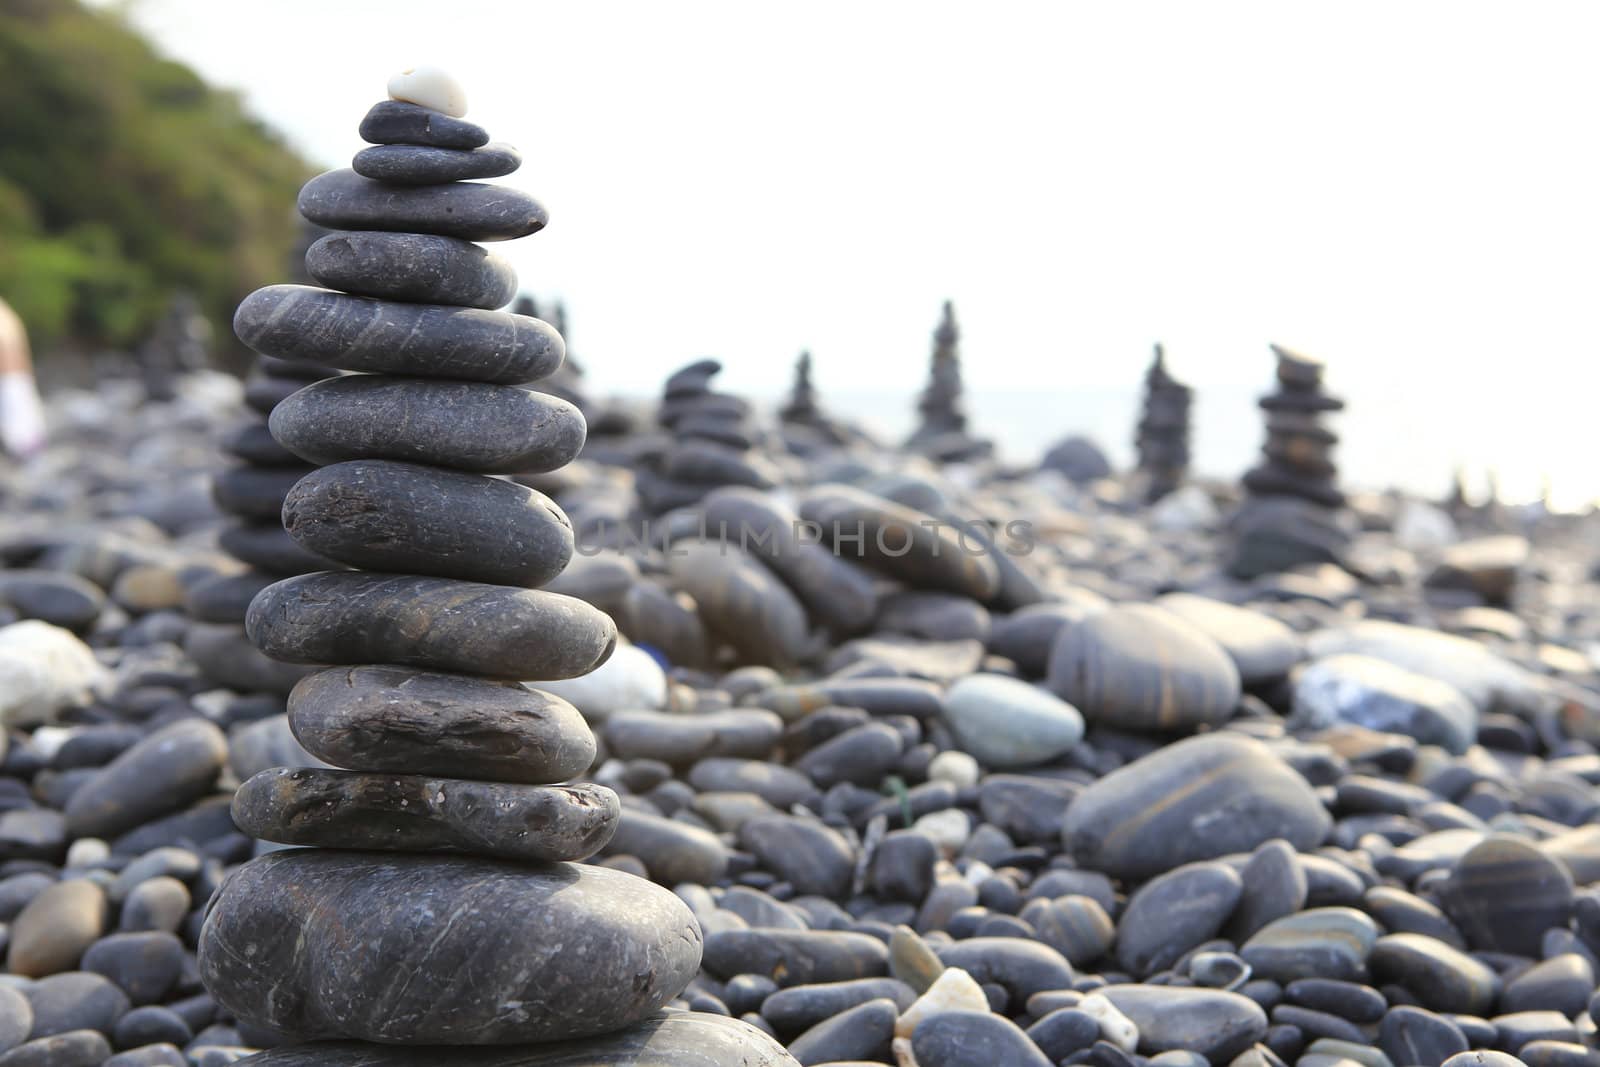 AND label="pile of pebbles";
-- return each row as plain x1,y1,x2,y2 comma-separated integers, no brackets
0,71,1598,1067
